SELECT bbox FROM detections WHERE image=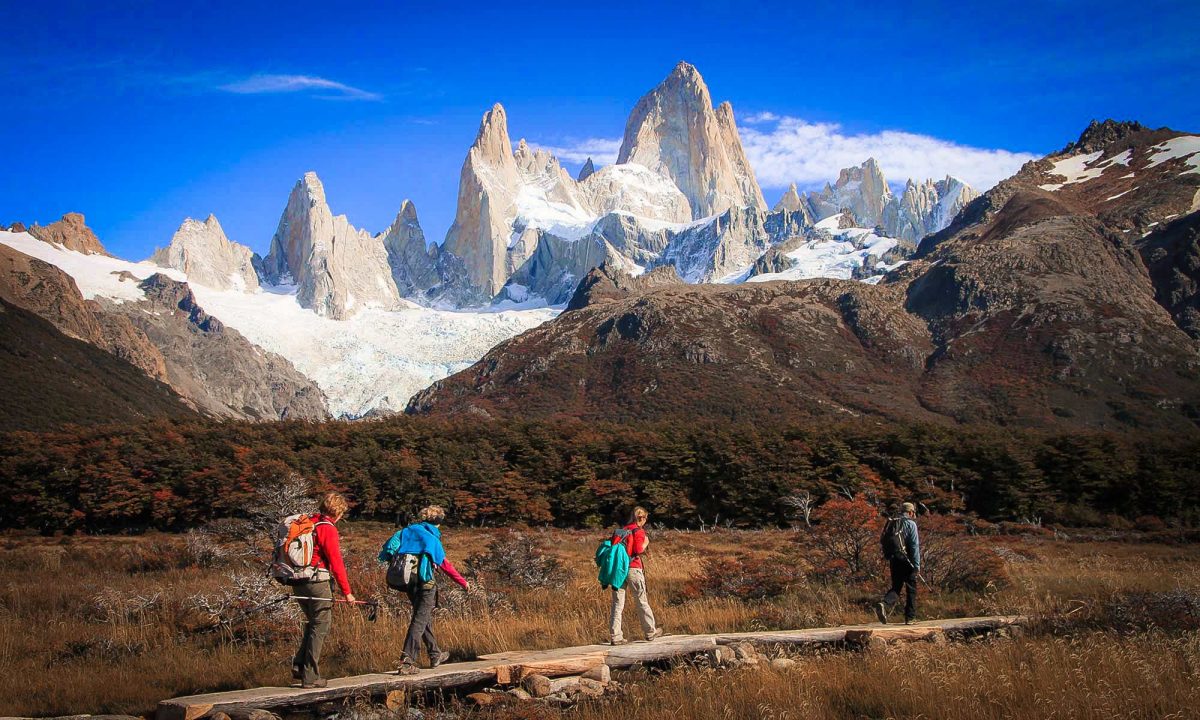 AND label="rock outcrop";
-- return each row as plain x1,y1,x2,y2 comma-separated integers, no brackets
97,273,328,420
0,242,169,382
28,212,108,255
577,157,596,182
617,61,767,219
261,173,403,319
807,158,892,228
566,262,683,311
150,215,260,291
381,200,442,299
